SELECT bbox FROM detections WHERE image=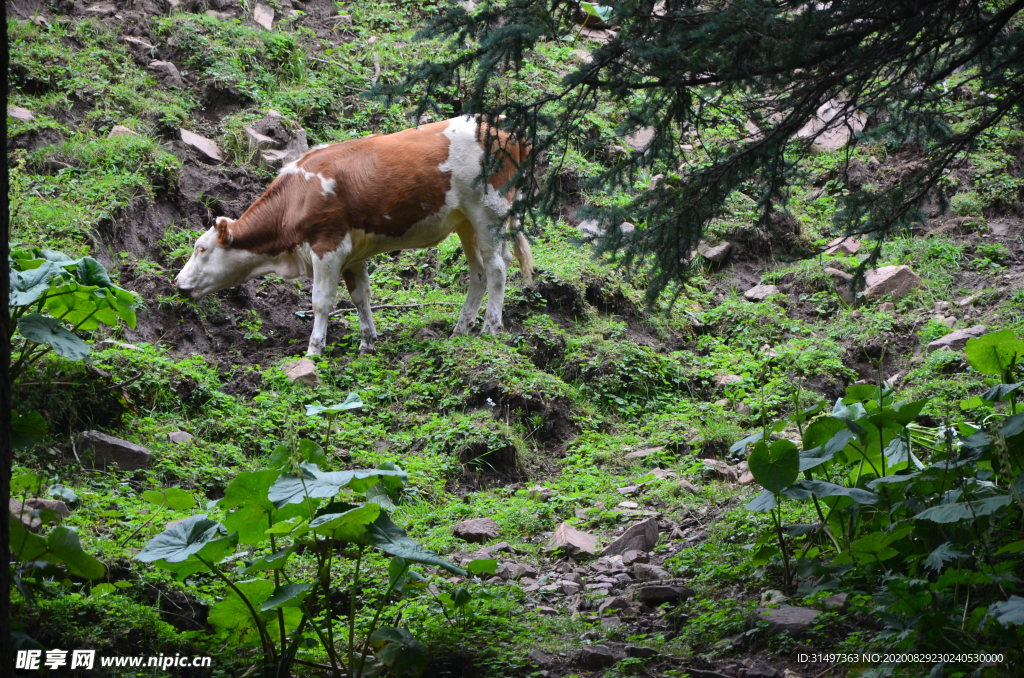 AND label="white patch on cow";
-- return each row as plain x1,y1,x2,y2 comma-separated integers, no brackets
311,143,330,151
280,160,336,196
307,234,353,355
316,173,336,196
